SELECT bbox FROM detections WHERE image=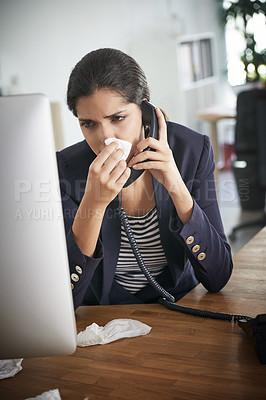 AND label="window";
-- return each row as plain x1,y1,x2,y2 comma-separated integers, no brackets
225,12,266,86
